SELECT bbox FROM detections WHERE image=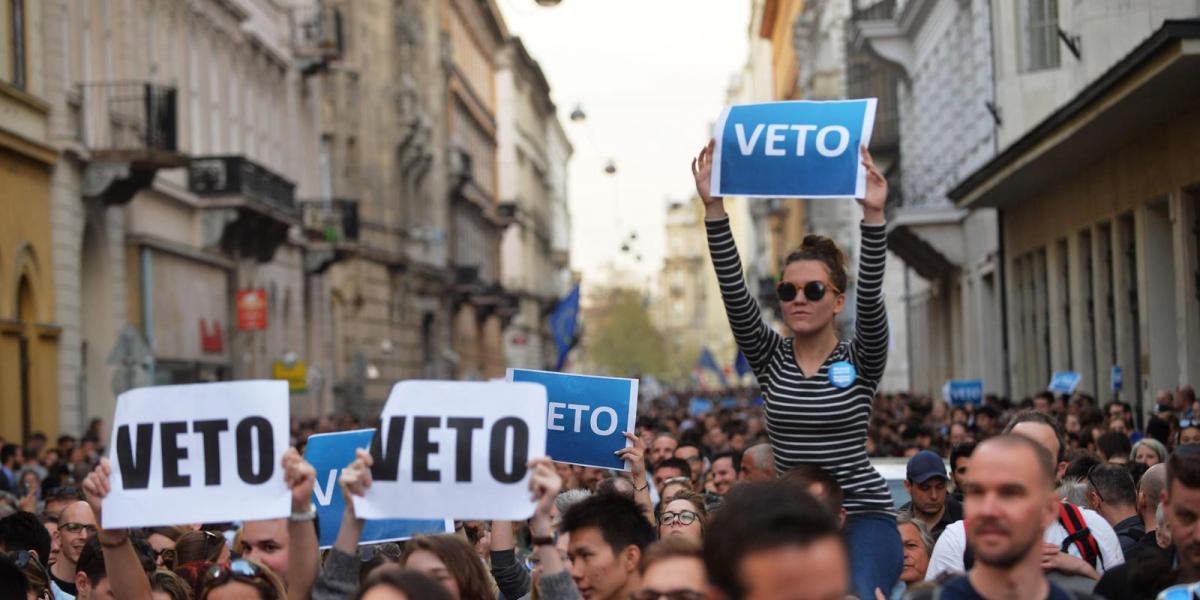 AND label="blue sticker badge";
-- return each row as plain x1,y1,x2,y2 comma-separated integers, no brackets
828,361,856,388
